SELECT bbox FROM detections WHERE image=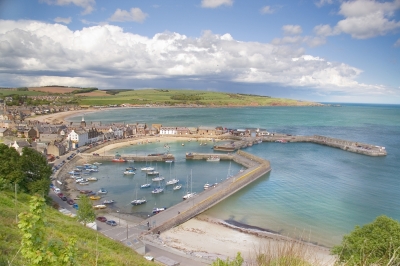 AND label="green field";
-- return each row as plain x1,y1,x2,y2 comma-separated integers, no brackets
0,191,154,266
0,89,47,96
79,89,317,106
